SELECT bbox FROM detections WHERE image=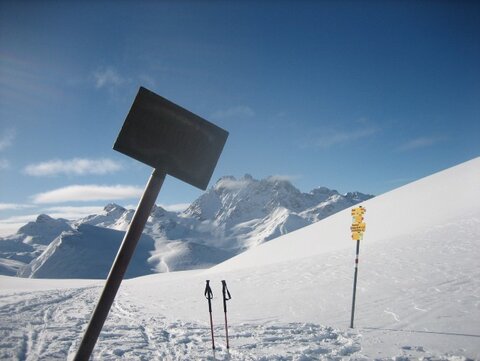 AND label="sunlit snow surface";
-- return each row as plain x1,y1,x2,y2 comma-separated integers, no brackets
0,157,479,360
